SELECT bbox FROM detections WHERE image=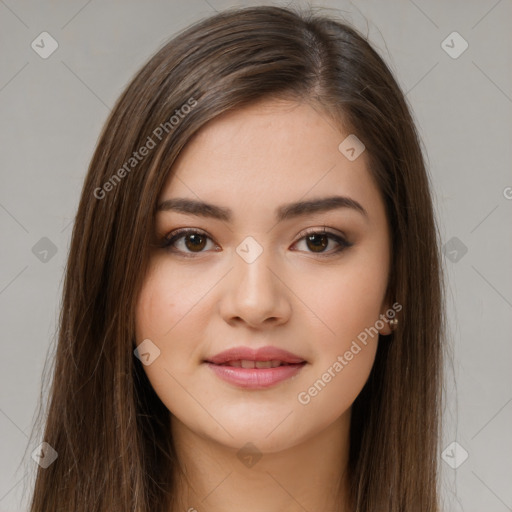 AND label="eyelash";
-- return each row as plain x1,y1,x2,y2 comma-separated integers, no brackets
159,226,352,258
